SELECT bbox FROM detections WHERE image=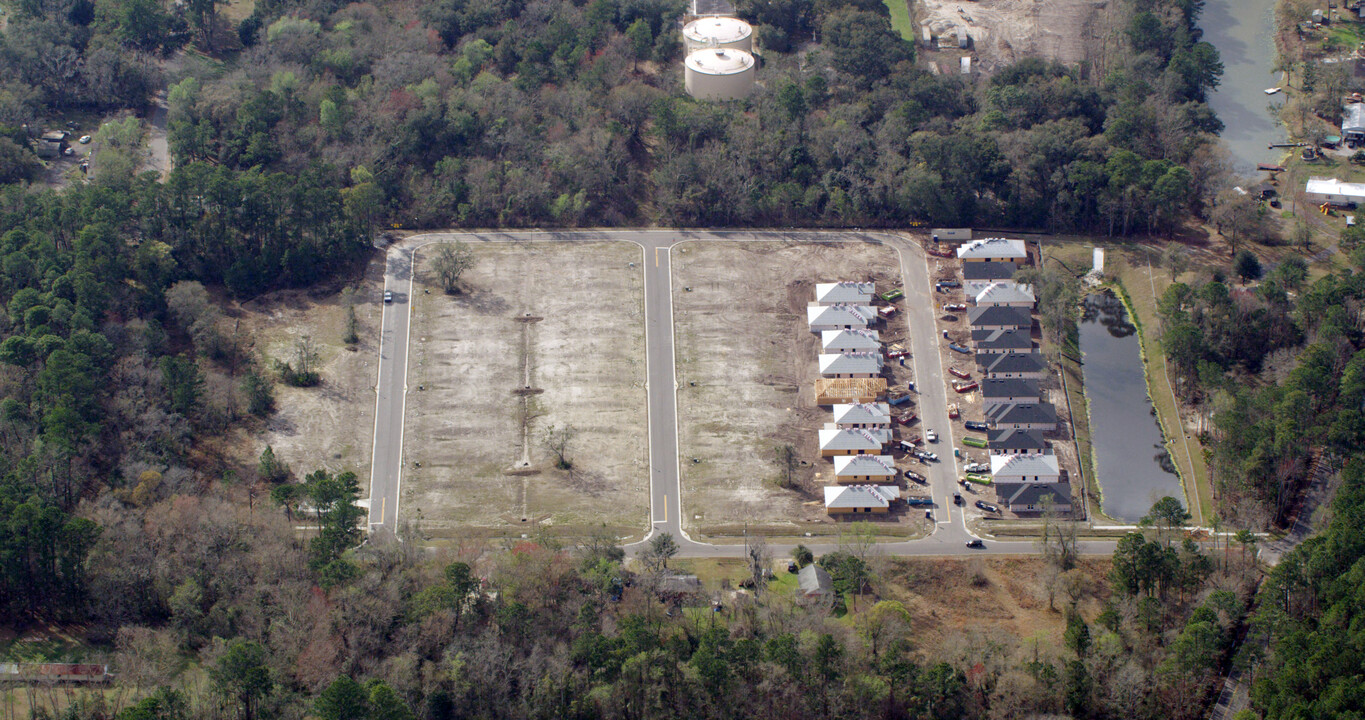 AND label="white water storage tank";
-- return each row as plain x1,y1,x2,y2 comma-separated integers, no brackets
685,48,755,101
682,16,753,52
